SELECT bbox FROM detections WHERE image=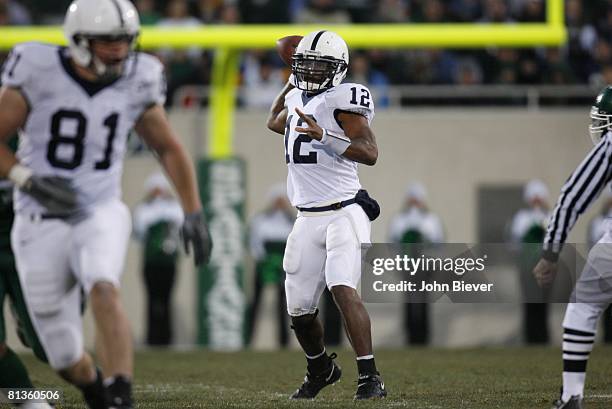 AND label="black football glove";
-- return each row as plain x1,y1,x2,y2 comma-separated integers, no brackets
182,211,212,266
22,175,78,214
